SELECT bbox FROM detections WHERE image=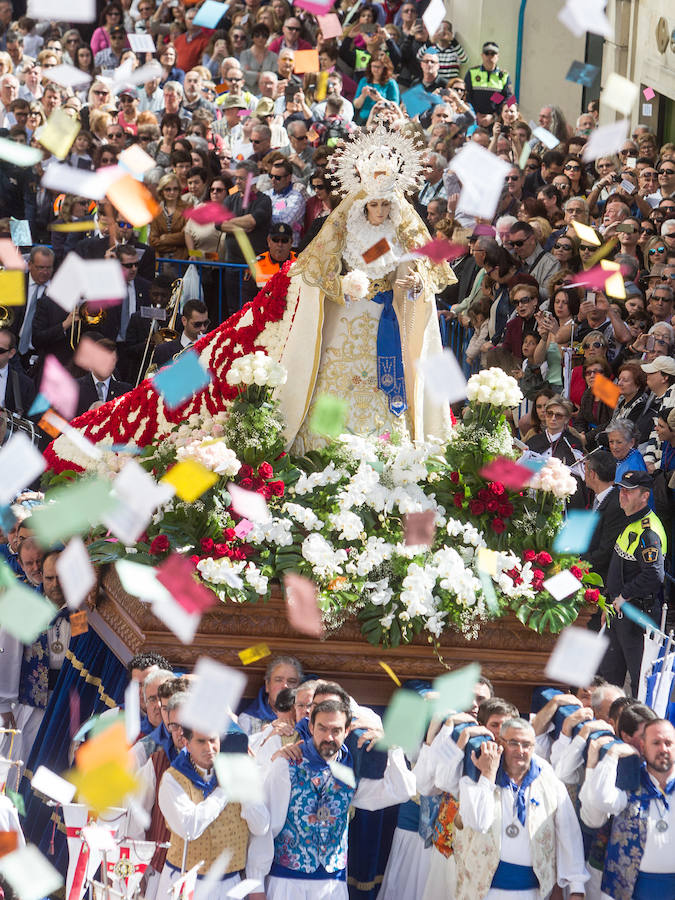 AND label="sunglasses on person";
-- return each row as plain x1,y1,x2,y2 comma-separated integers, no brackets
554,242,573,251
107,131,124,138
270,173,287,180
311,182,327,190
269,235,291,243
585,368,604,376
514,296,535,305
649,246,666,255
483,49,497,56
564,163,581,171
285,24,300,30
93,89,109,96
659,168,675,176
507,238,528,247
121,261,138,269
584,340,605,349
640,226,655,235
192,319,210,328
210,185,225,192
525,163,539,171
579,244,595,252
505,175,520,182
